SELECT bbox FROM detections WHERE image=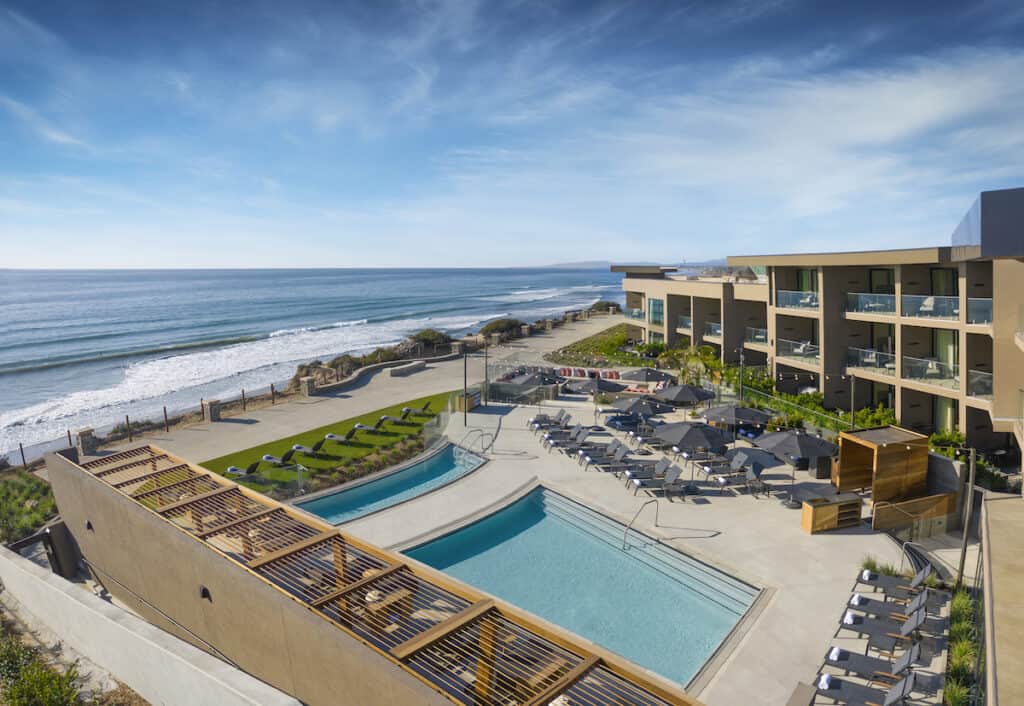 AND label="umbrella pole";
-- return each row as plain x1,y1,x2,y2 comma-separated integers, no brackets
783,467,801,509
